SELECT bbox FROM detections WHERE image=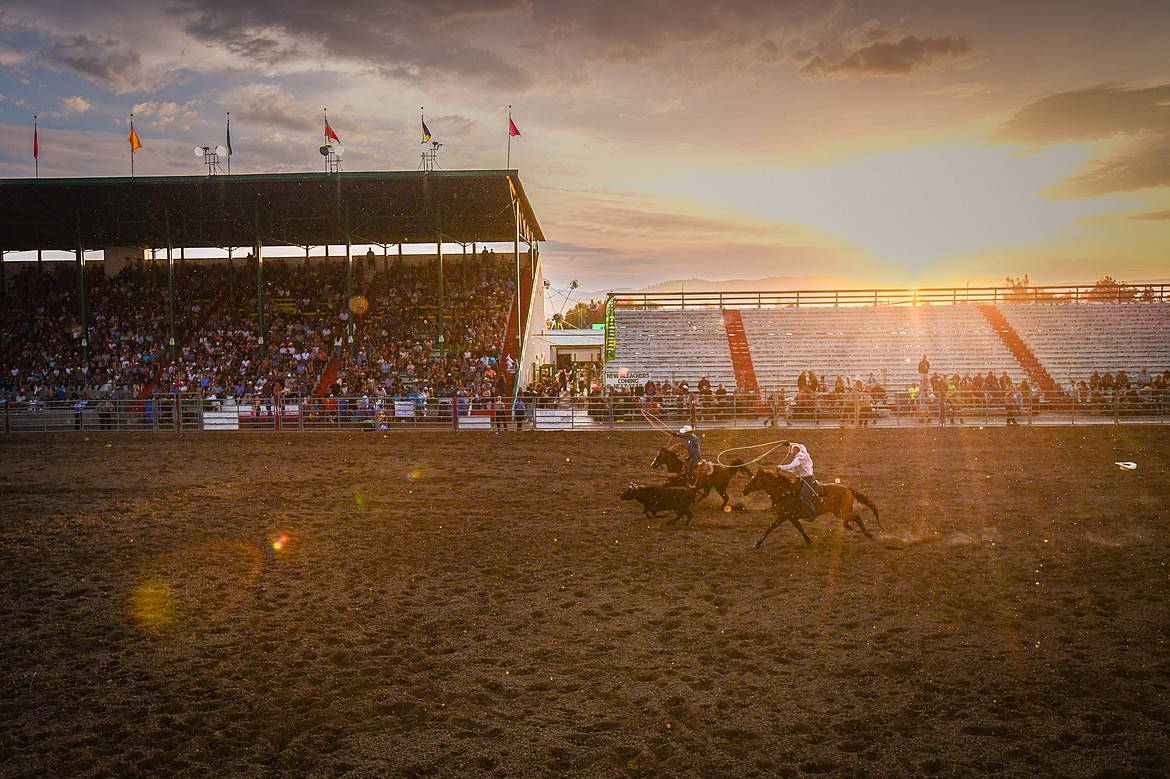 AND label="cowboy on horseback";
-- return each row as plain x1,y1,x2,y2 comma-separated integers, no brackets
778,441,824,518
670,425,702,484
